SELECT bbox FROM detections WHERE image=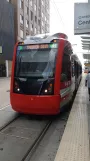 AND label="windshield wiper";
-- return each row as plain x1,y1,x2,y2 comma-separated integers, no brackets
16,56,22,76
